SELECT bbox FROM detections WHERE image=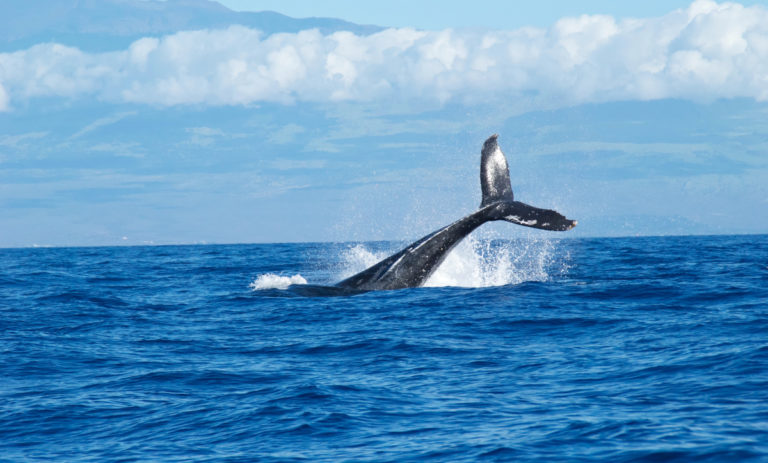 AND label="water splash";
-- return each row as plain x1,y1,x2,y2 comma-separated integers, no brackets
425,235,561,287
336,244,389,280
336,235,567,289
250,273,307,290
